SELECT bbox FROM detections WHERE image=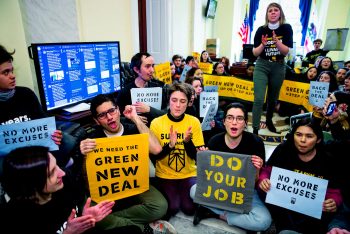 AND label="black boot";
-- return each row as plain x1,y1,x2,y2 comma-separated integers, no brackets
193,205,219,226
266,119,279,133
